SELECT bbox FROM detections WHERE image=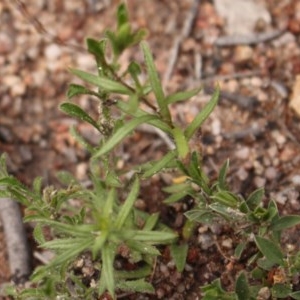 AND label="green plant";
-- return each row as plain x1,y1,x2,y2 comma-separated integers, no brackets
0,3,218,299
1,2,300,299
165,156,300,298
